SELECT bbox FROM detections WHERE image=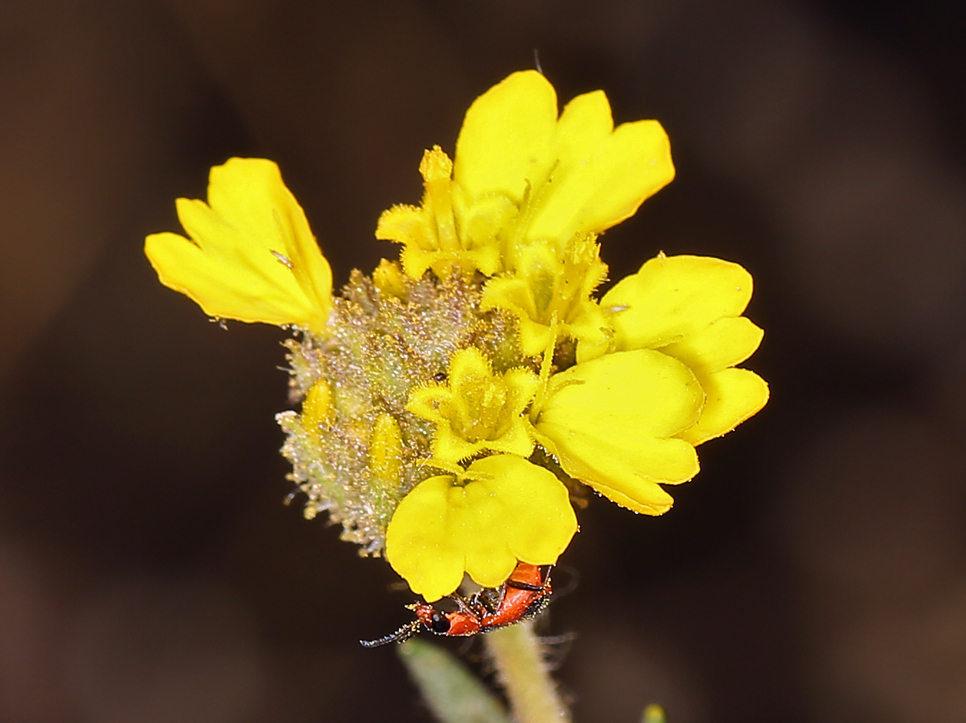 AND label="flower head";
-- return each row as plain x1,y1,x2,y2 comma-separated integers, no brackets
146,72,768,605
145,158,333,333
